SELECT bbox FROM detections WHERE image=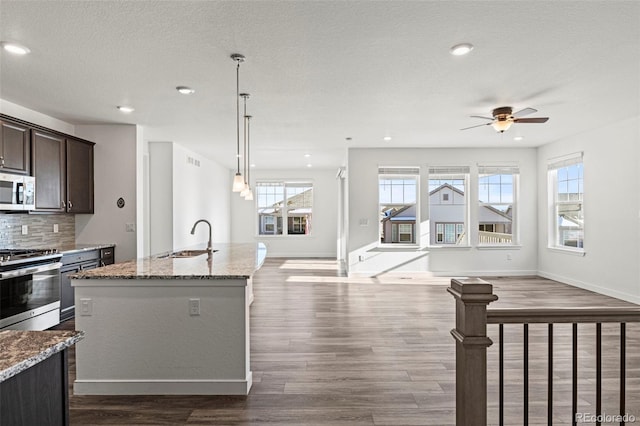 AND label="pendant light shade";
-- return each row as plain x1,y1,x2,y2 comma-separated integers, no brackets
243,114,253,201
231,53,245,192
